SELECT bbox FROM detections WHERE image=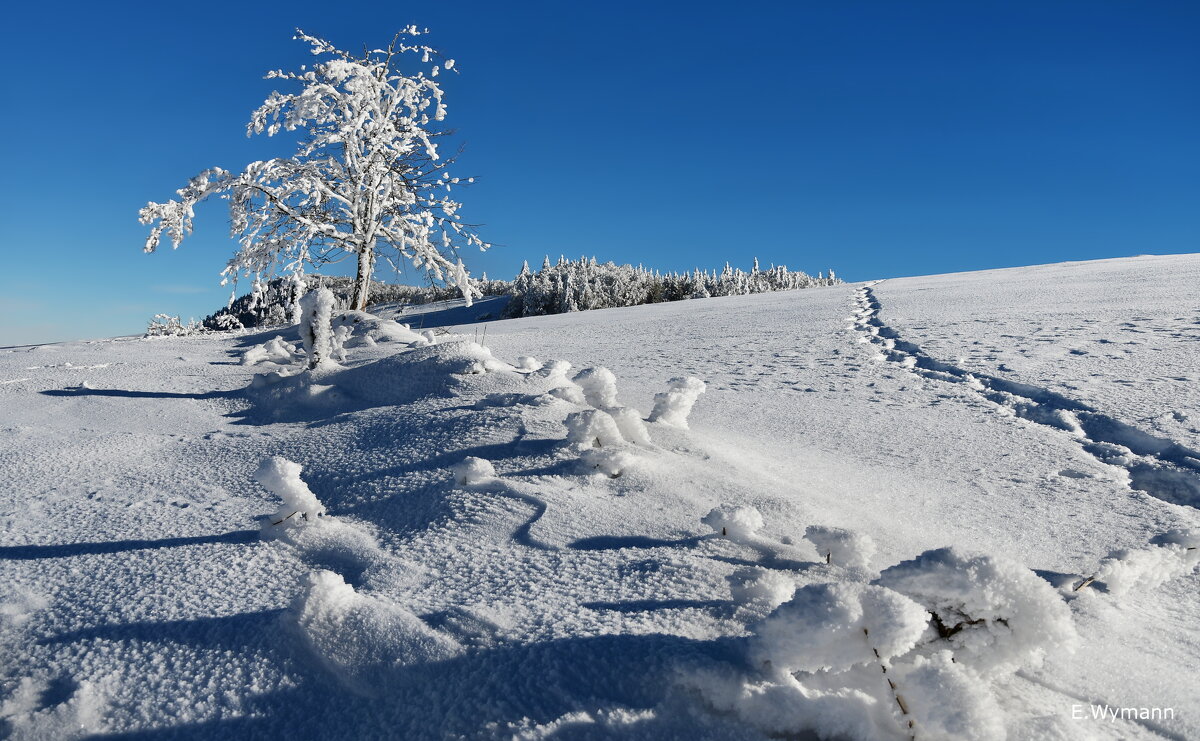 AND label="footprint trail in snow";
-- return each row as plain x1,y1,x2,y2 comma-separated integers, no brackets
852,283,1200,509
